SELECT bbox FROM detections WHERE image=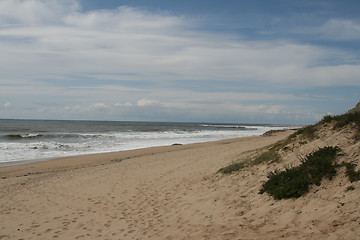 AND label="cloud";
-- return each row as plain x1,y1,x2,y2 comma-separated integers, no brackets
1,0,359,88
137,99,158,107
63,5,185,32
0,0,79,26
93,103,109,109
